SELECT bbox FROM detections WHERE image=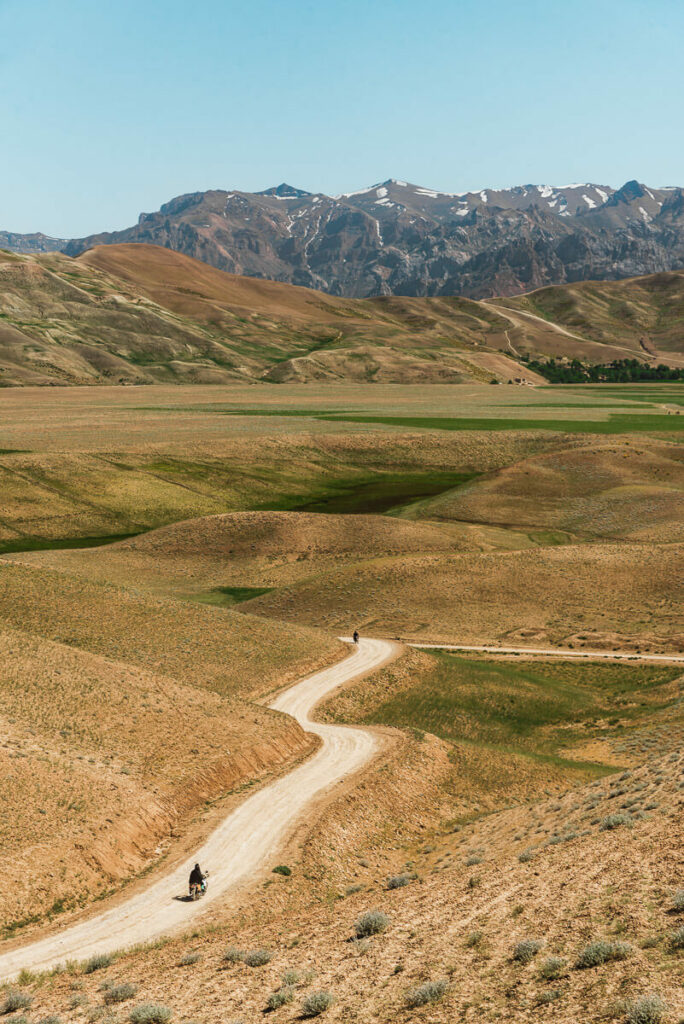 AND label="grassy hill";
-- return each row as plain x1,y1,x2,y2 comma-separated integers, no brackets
1,243,684,385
